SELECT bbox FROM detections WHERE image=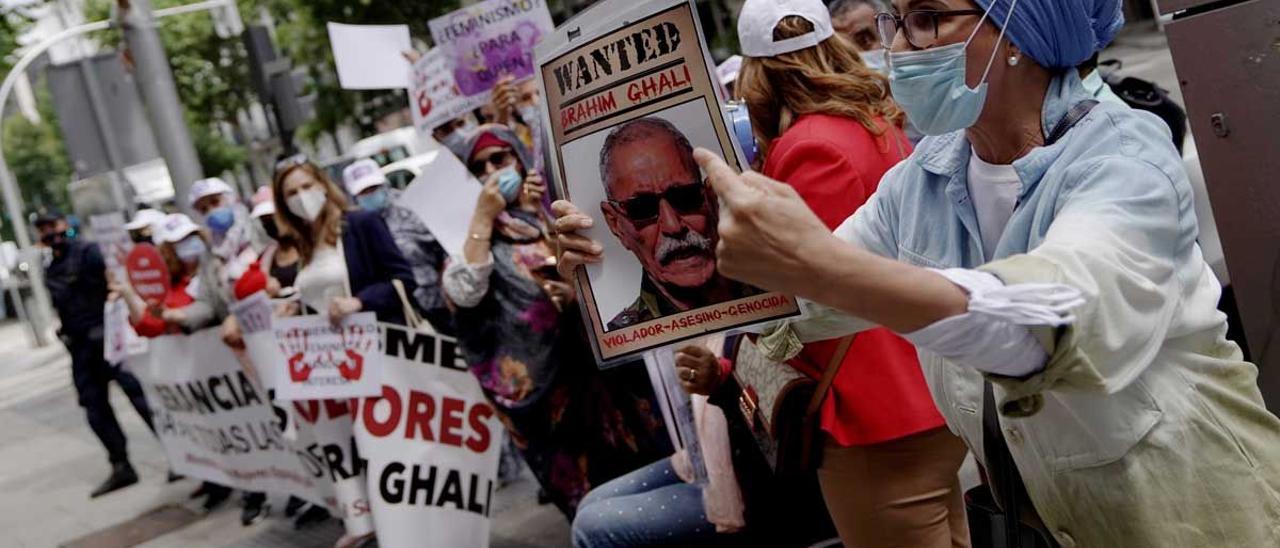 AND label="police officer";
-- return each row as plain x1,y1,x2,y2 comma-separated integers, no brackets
35,211,155,498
